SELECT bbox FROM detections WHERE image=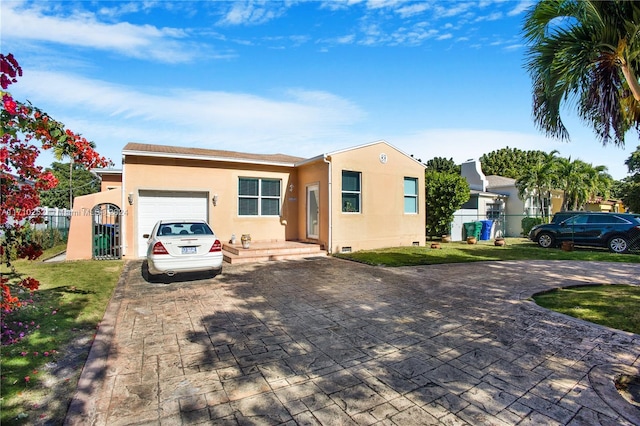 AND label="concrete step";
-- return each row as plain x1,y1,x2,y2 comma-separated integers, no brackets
223,250,327,264
222,241,326,264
